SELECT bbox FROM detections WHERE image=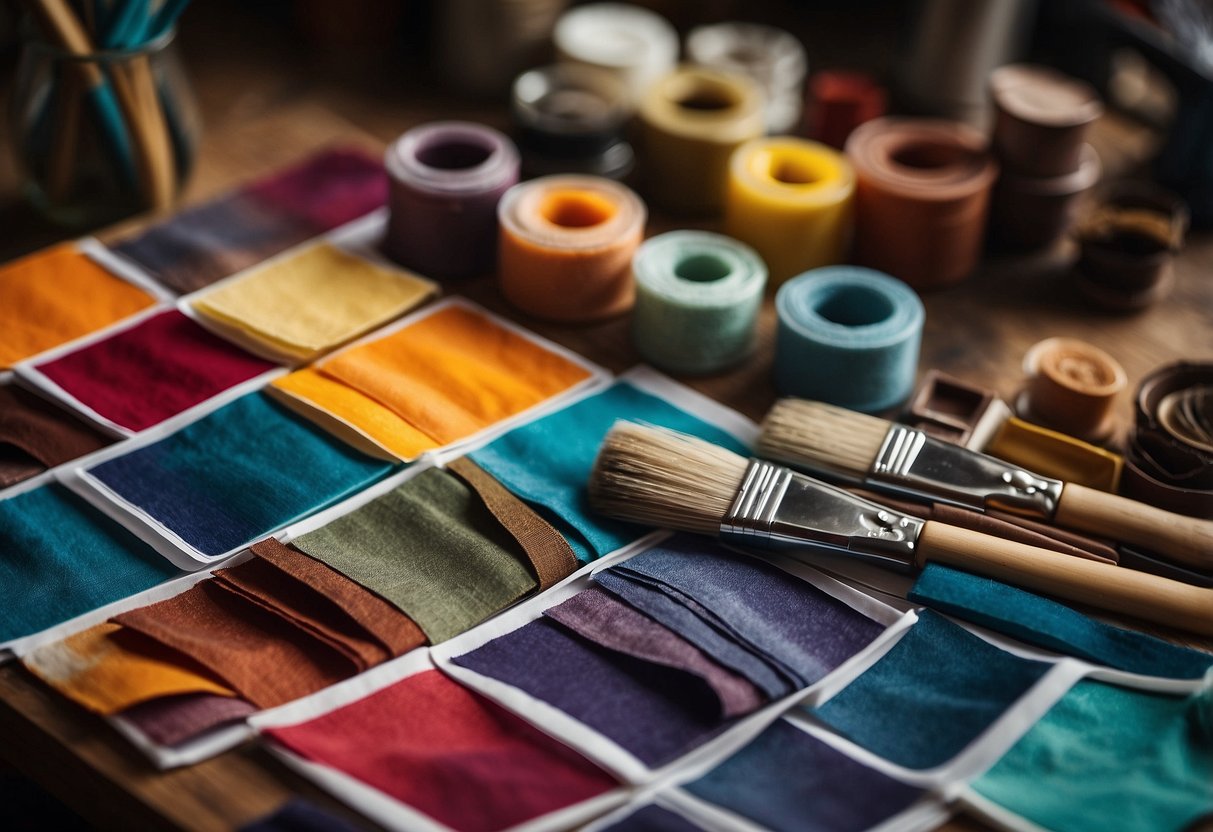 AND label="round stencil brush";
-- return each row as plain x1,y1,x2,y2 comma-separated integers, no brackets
759,399,1213,572
589,421,1213,636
